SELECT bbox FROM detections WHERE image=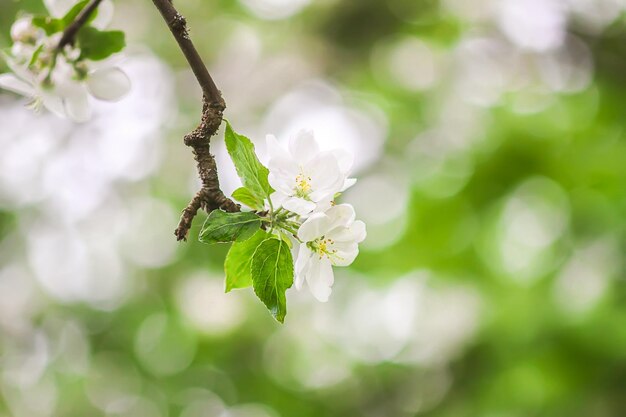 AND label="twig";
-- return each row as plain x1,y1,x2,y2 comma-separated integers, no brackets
57,0,103,50
150,0,239,241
